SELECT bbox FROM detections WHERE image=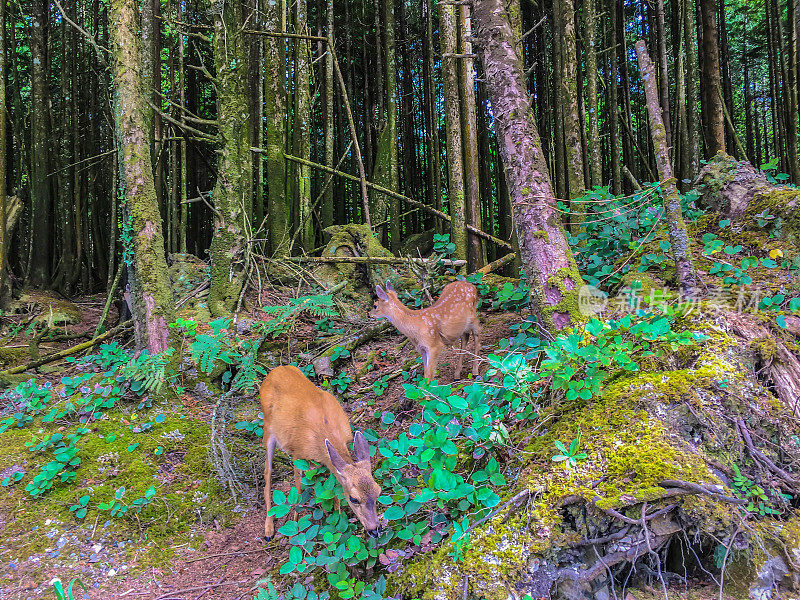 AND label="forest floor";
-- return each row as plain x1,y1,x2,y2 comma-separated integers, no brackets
0,288,522,600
